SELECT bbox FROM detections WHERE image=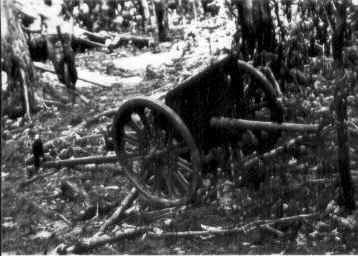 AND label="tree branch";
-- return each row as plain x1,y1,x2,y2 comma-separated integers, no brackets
96,187,139,234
